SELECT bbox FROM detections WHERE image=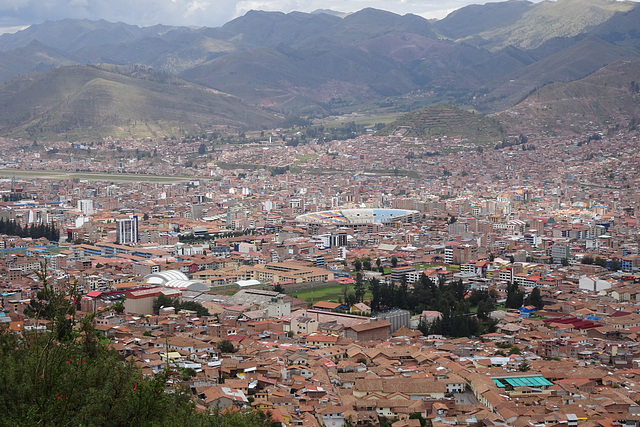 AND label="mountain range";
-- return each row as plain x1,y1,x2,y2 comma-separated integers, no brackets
1,0,640,138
